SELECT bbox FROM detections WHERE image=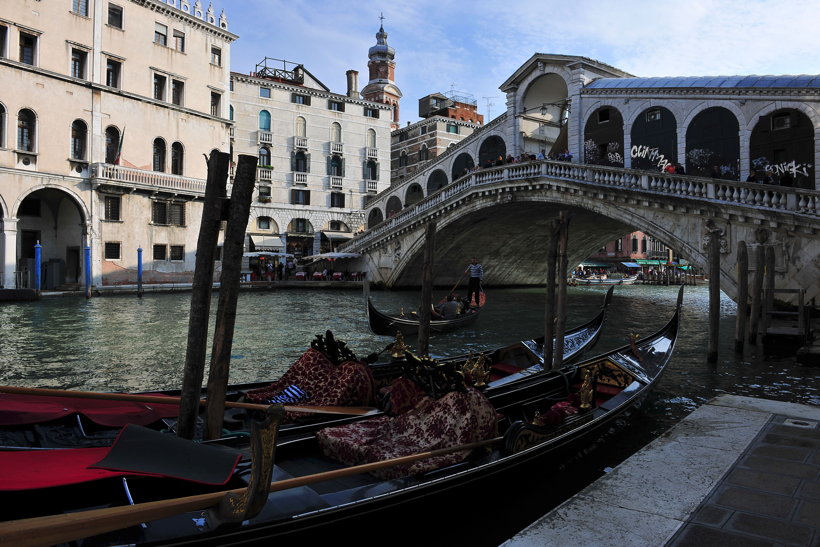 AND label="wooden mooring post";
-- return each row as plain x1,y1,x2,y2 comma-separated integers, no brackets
553,211,569,370
707,226,721,363
748,245,765,345
418,221,436,357
734,241,749,354
761,245,776,337
543,217,560,370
